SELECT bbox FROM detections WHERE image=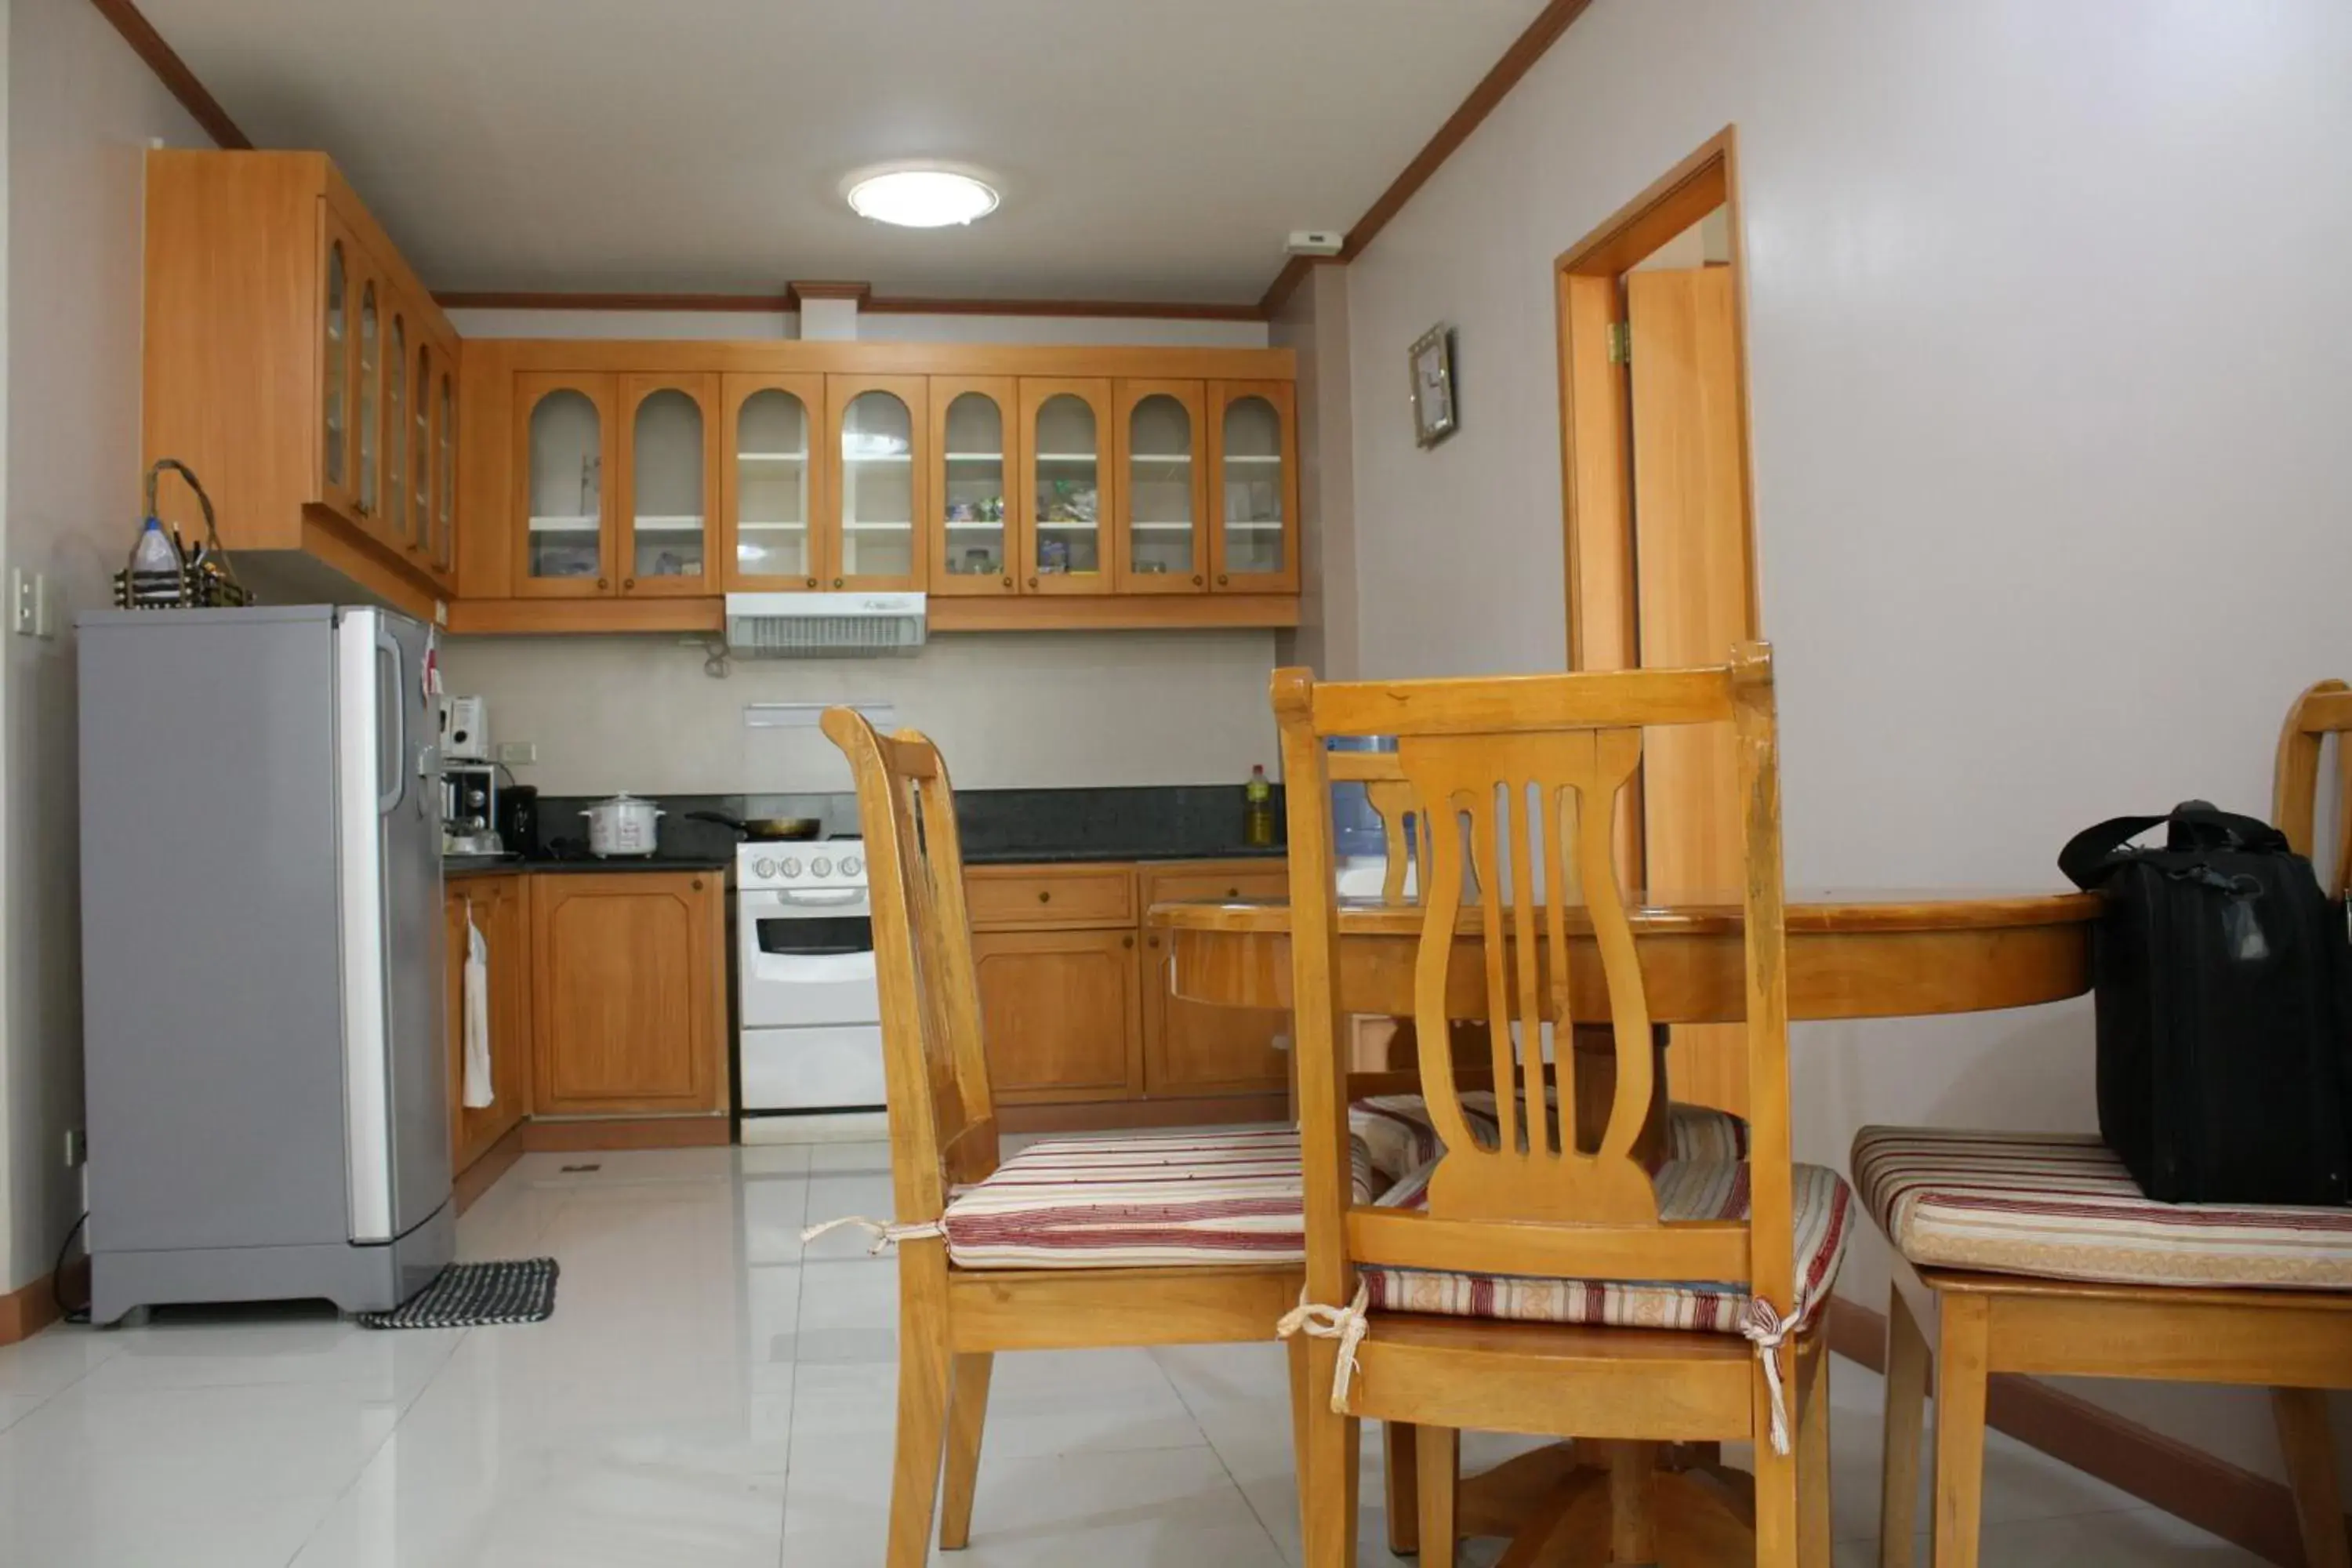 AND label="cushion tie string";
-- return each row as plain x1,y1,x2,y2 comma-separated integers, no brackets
799,1216,946,1255
1740,1296,1796,1456
1276,1282,1371,1414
